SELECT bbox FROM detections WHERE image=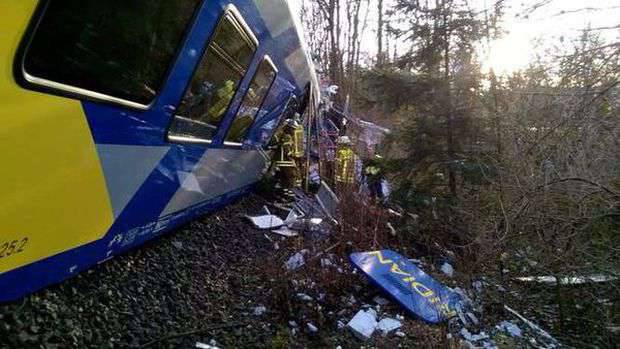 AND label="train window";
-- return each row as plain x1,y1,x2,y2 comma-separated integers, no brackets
168,8,257,144
20,0,202,108
265,96,298,146
224,56,277,144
